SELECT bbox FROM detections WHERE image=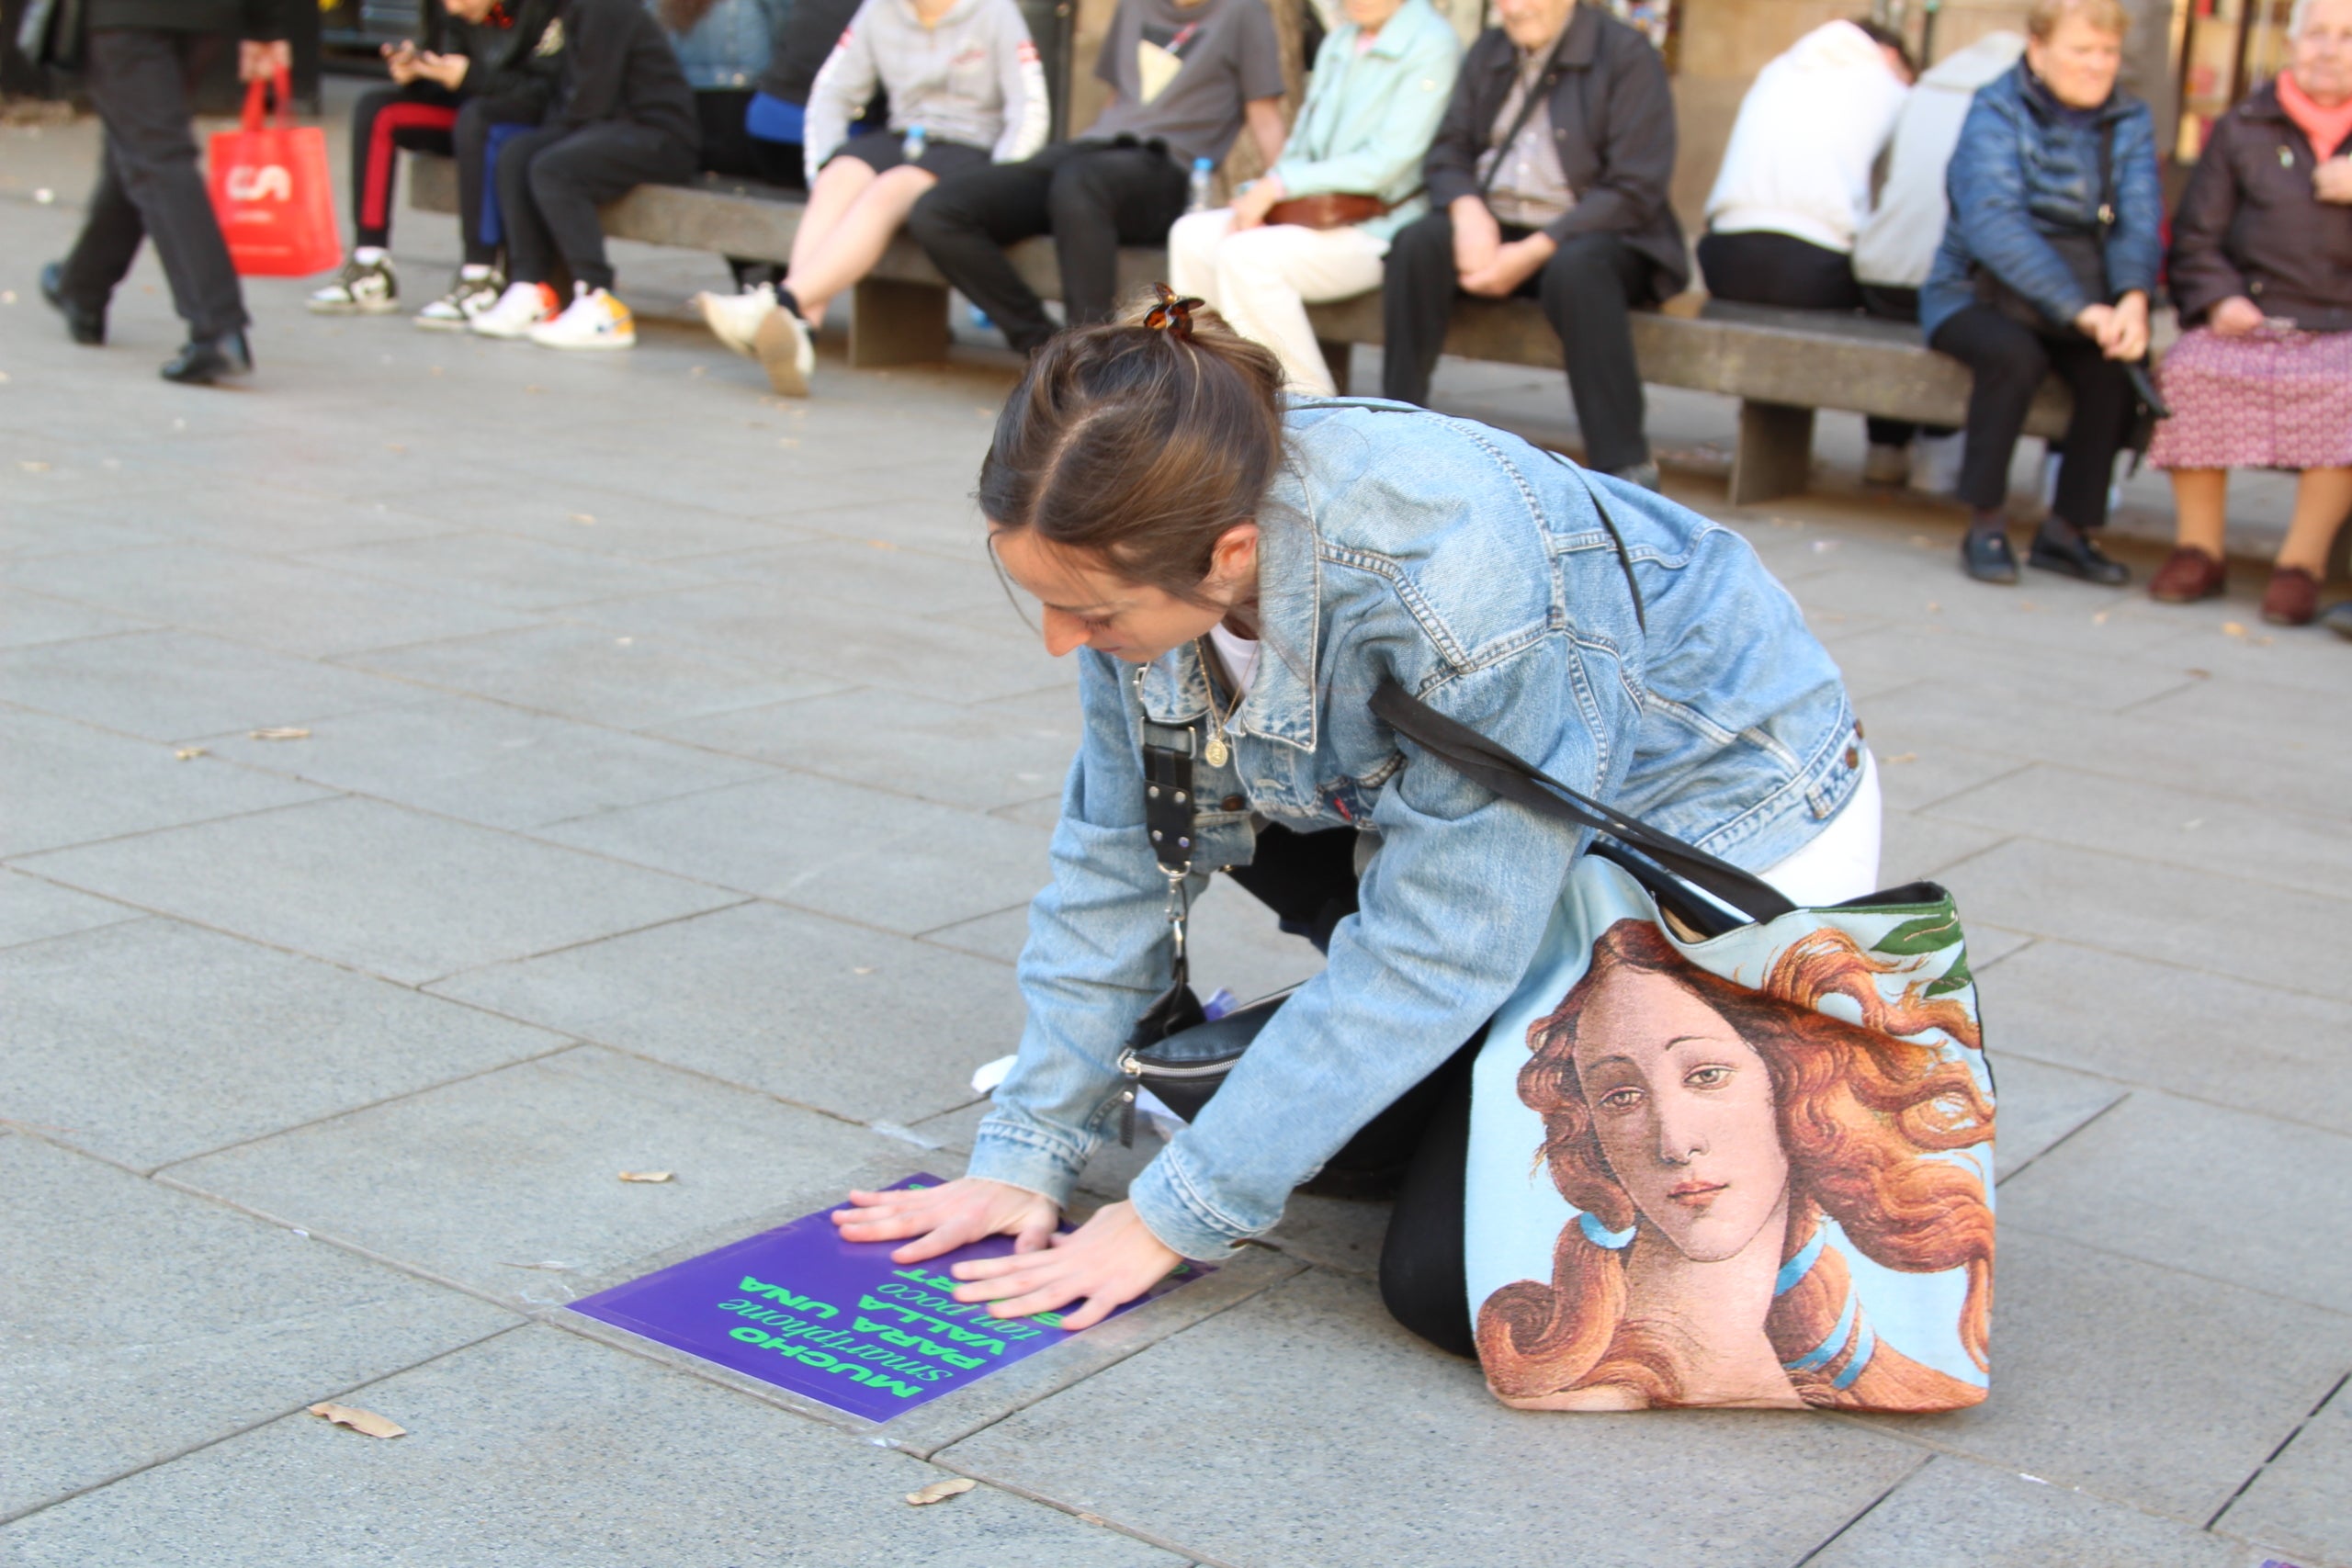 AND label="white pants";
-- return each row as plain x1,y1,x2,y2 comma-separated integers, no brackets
1165,208,1388,397
1758,750,1883,906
